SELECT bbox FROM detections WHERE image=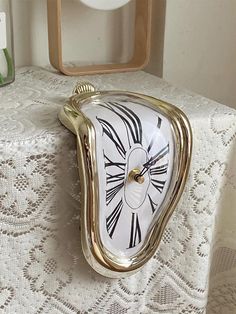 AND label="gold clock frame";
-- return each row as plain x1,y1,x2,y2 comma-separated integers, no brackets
47,0,152,76
59,86,192,278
